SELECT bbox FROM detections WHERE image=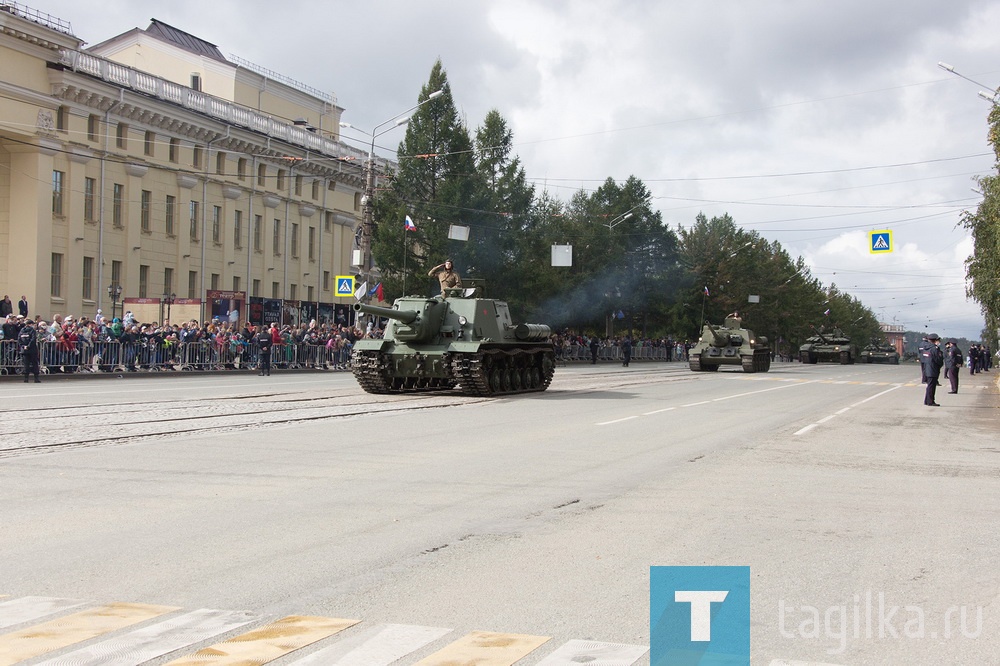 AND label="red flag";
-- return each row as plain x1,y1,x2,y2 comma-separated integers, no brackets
376,283,384,302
